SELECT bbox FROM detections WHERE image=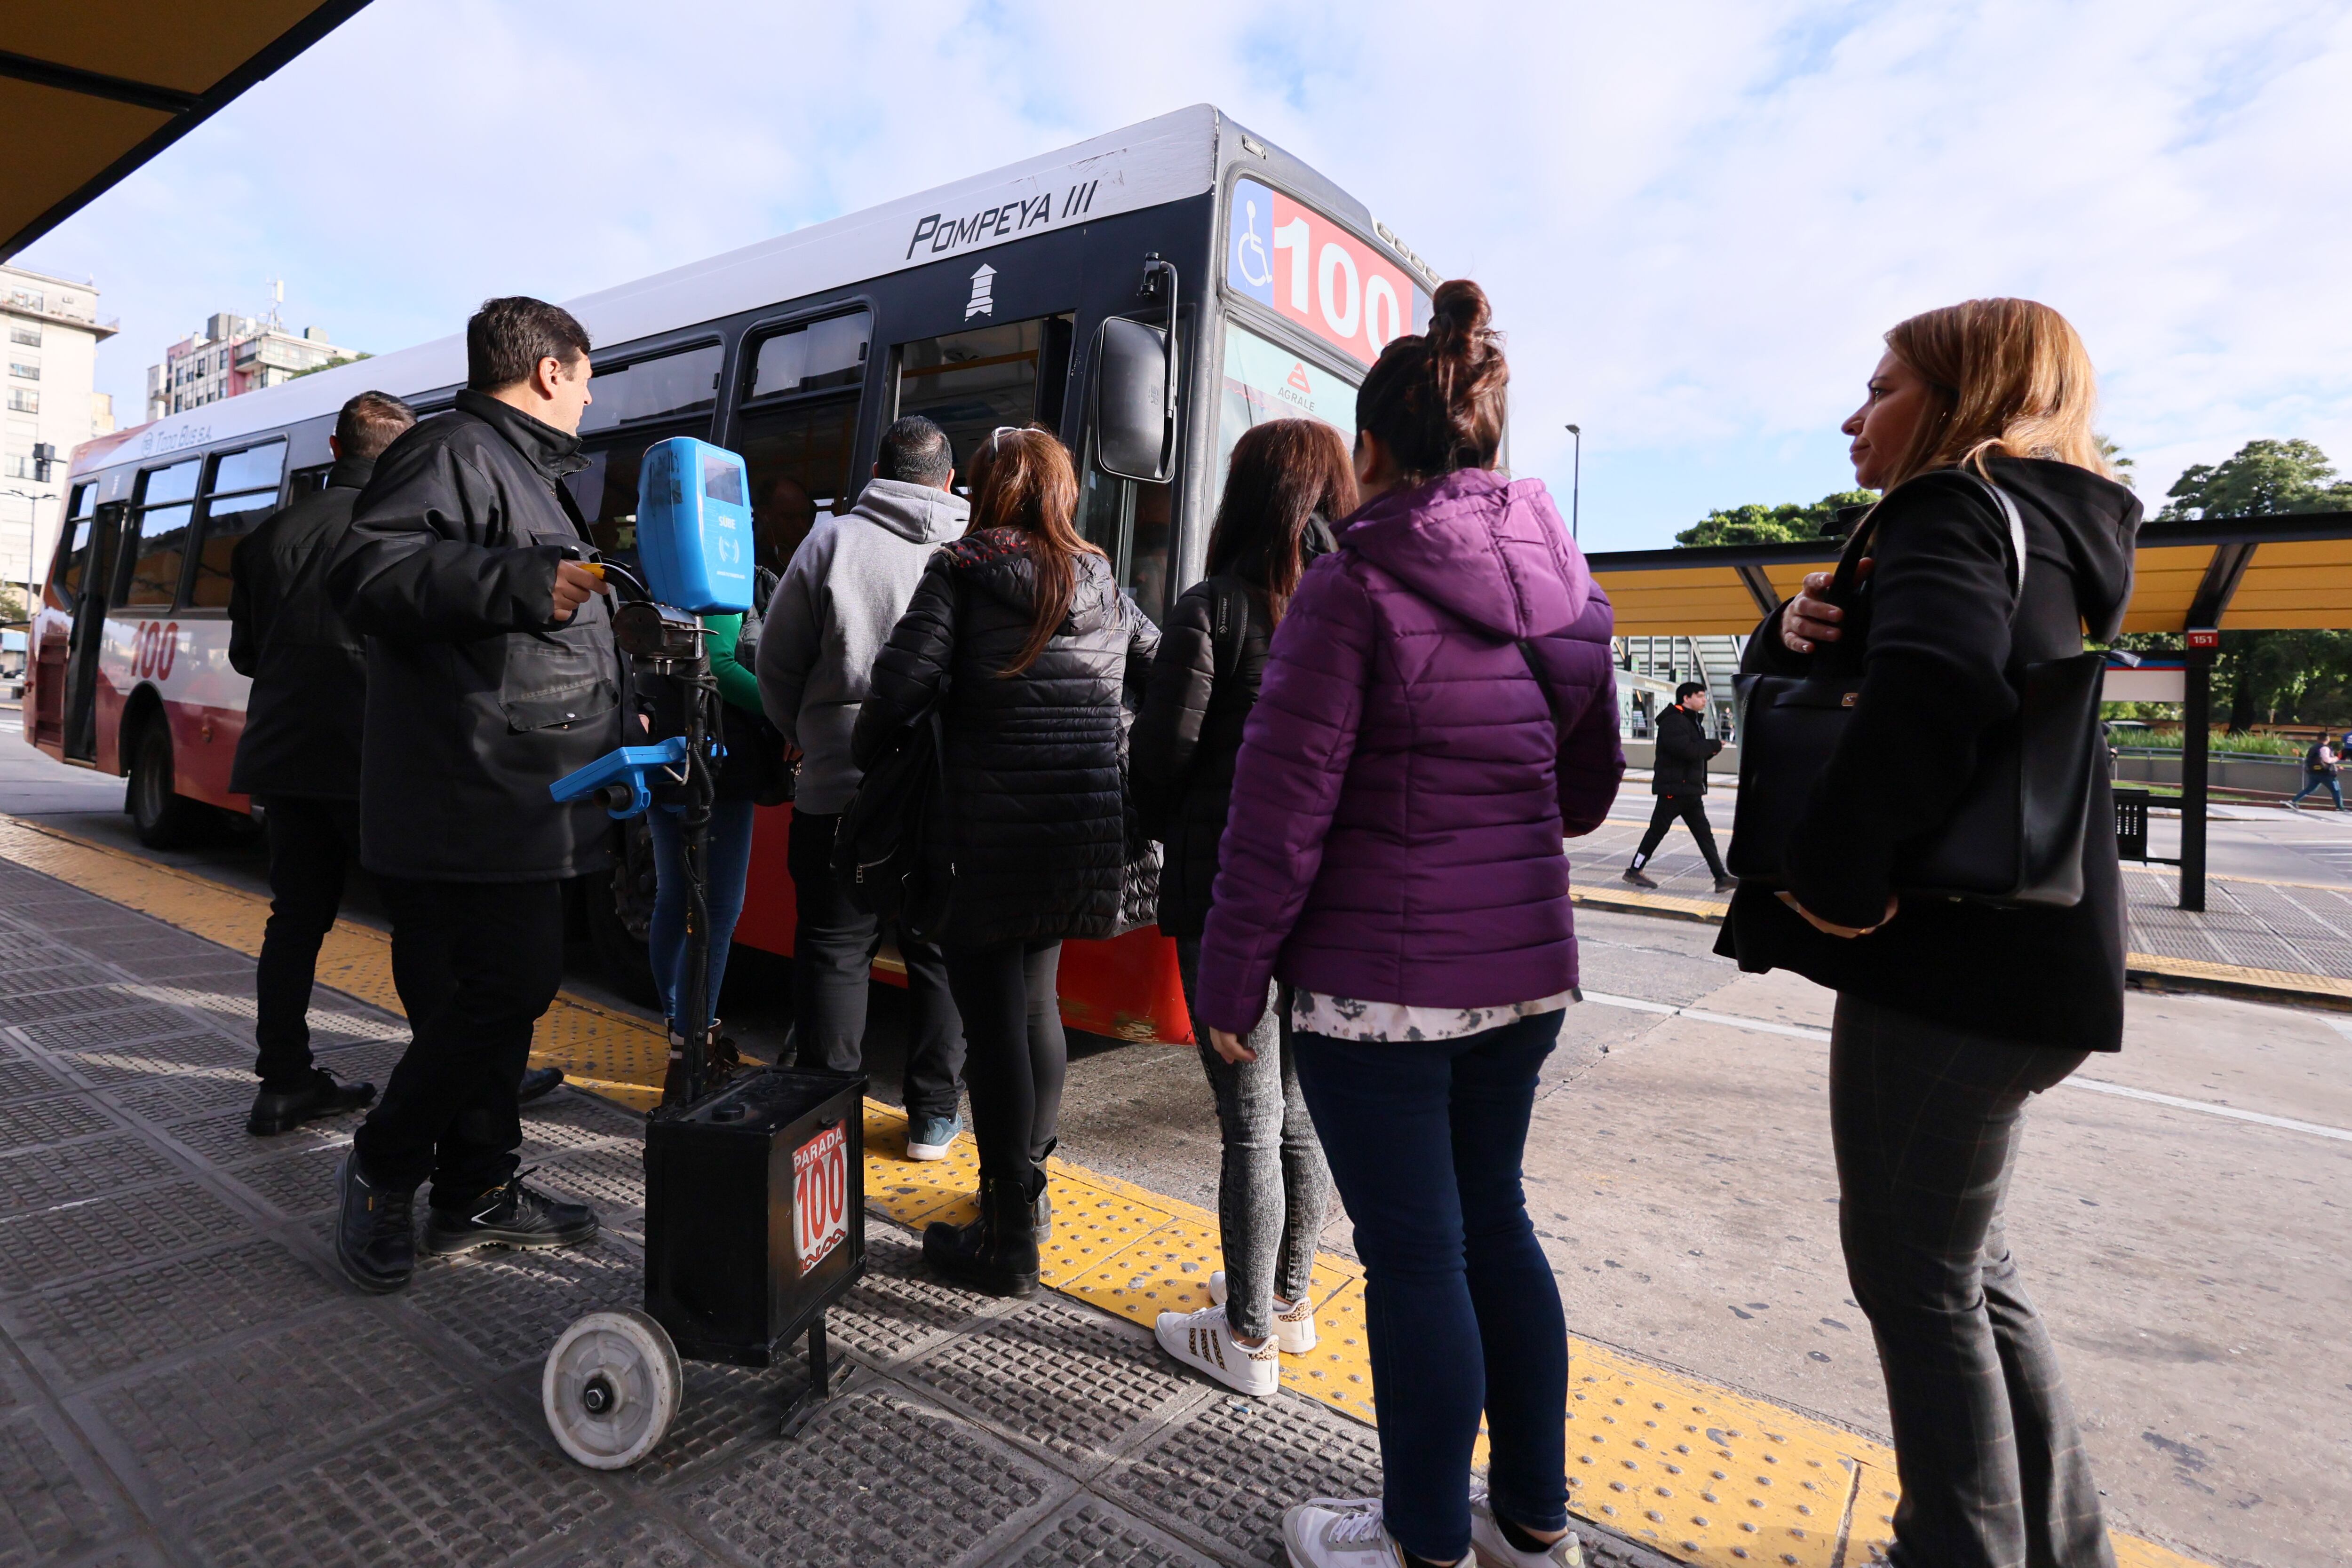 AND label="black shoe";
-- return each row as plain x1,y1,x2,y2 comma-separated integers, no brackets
923,1174,1040,1297
1712,874,1739,894
334,1153,415,1294
423,1176,599,1256
517,1065,565,1105
248,1067,375,1137
1621,867,1659,889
